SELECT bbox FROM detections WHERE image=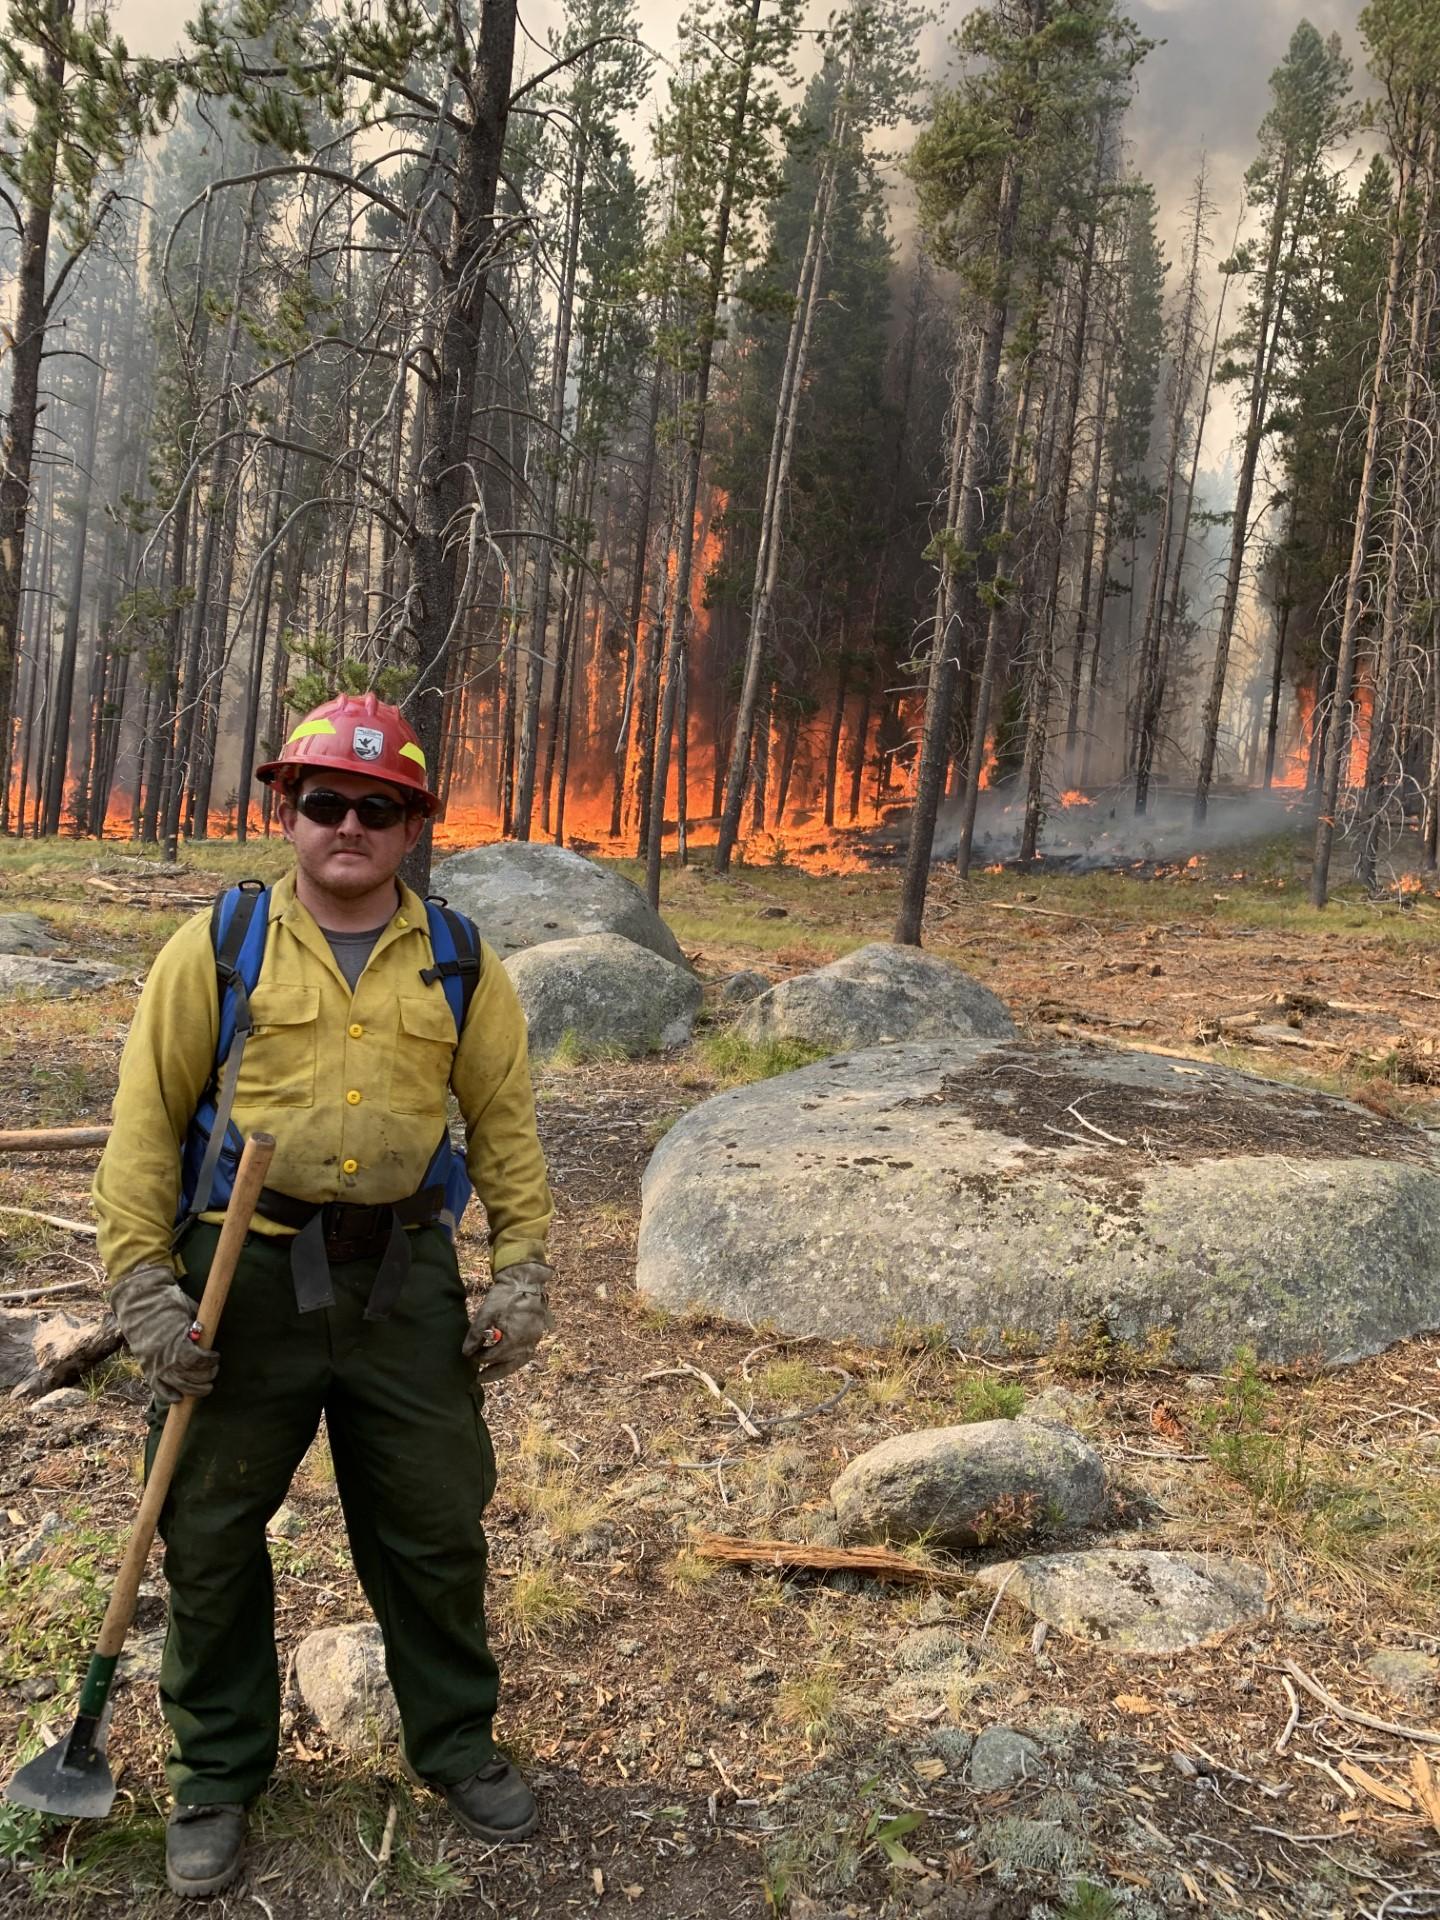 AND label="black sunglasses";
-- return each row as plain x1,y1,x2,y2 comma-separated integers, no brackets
295,787,410,830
